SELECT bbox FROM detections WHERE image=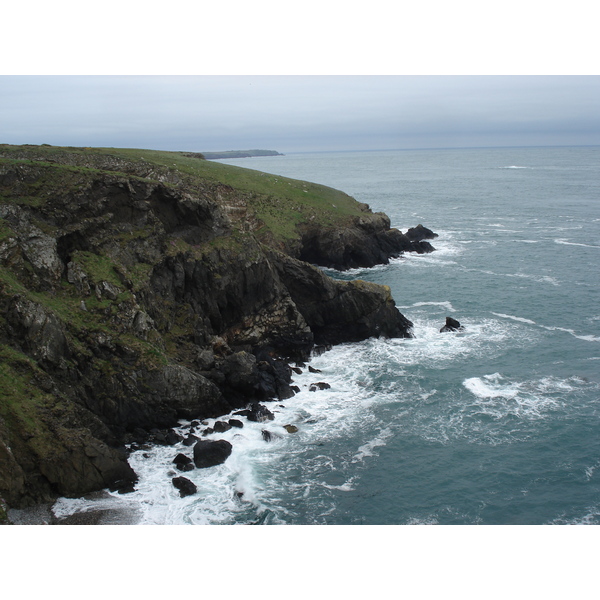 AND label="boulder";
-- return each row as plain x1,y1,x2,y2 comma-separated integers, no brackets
193,439,233,468
213,420,232,433
440,316,465,333
234,402,275,423
261,429,281,442
182,434,200,447
173,453,193,468
228,419,244,428
165,430,183,445
283,424,298,433
308,365,322,374
172,476,197,498
309,382,331,392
